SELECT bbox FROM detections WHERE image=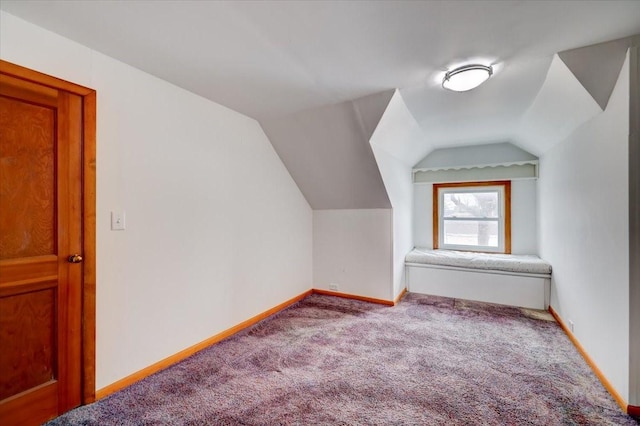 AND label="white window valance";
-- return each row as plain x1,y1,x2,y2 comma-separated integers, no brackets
413,160,538,184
